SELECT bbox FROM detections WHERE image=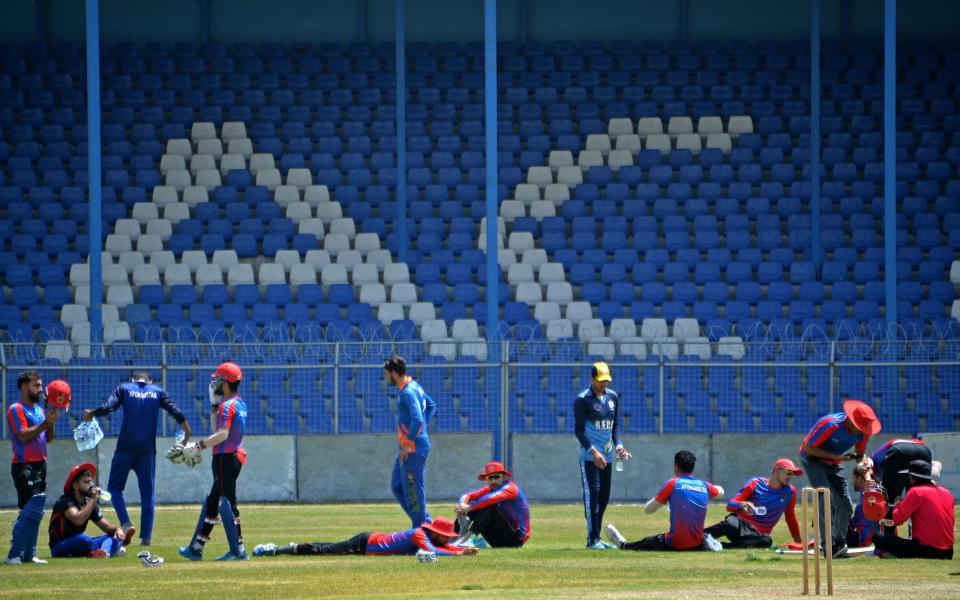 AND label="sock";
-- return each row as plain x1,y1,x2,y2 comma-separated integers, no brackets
235,521,245,555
